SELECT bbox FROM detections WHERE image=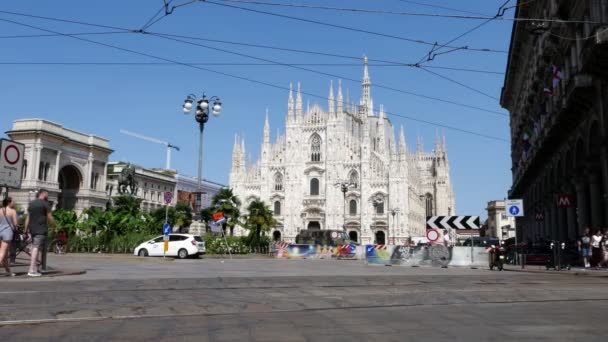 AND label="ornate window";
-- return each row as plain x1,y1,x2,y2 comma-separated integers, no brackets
425,193,434,218
310,178,320,196
274,201,281,216
375,201,384,215
348,170,359,189
310,134,321,162
274,173,283,191
349,200,357,215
